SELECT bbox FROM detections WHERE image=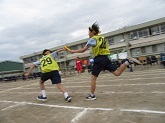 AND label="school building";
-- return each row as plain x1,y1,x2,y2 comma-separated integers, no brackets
20,17,165,73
